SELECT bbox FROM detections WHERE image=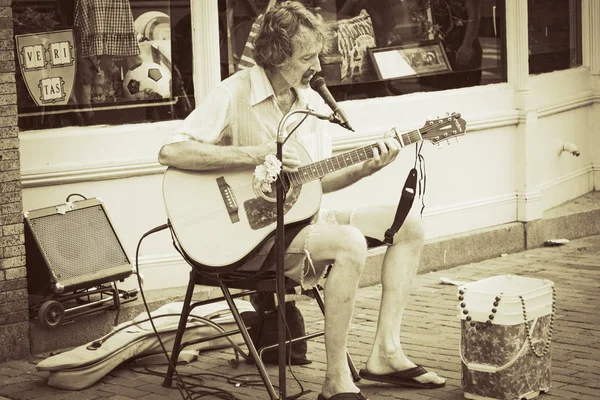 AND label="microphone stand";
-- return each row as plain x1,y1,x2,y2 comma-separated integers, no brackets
275,107,336,399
